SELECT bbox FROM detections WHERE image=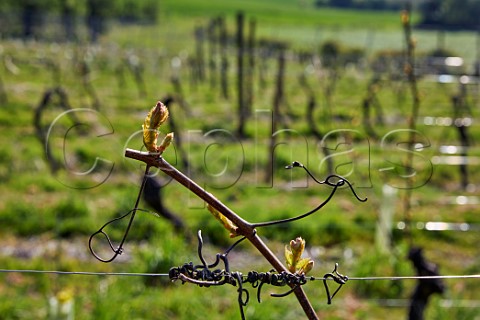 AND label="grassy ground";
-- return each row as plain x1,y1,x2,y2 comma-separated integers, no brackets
161,0,407,28
0,1,479,319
